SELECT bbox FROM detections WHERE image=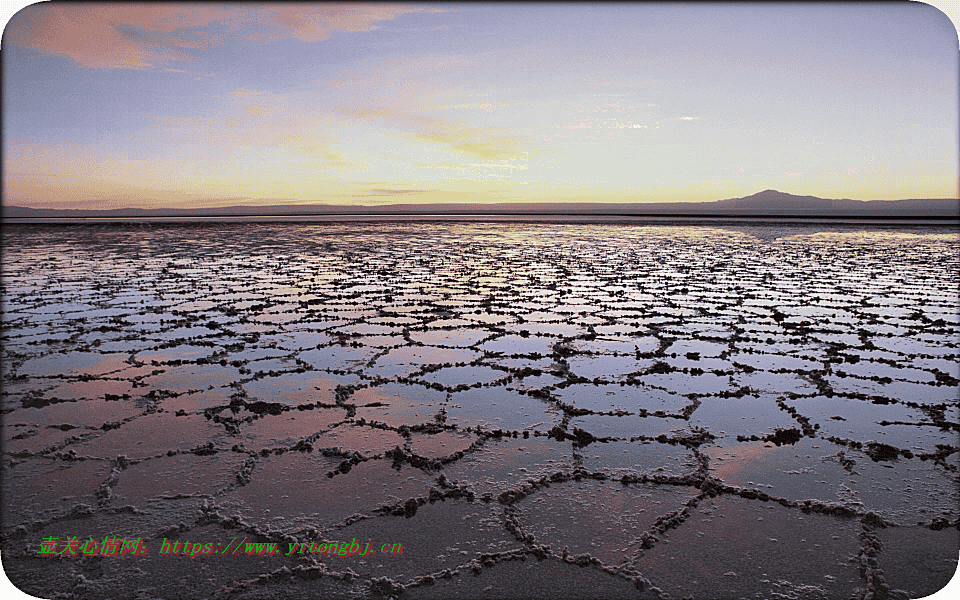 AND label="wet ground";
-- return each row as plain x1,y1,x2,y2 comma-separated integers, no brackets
1,220,958,600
